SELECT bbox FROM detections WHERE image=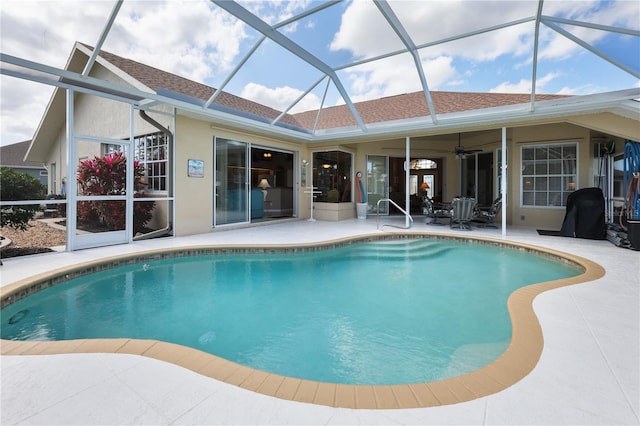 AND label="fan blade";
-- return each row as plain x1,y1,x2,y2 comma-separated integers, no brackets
455,146,482,155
